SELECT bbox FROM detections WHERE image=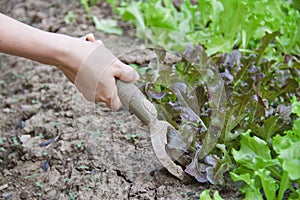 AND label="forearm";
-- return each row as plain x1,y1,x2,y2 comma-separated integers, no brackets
0,13,62,64
0,13,139,110
0,13,96,72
